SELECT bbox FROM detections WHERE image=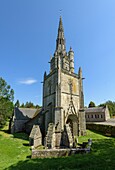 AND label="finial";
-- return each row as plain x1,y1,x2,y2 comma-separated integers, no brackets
50,55,52,61
70,46,73,51
44,71,47,79
78,67,82,78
